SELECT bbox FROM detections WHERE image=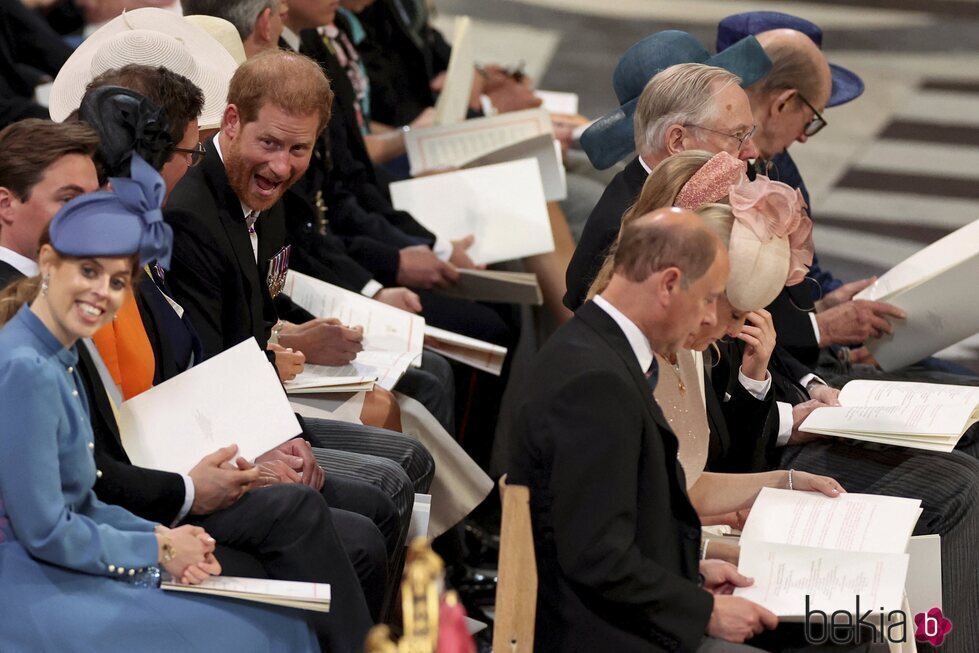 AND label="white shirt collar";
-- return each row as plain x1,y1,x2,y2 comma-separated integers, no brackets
0,246,38,277
281,26,302,52
211,136,257,221
638,155,654,176
593,294,653,374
